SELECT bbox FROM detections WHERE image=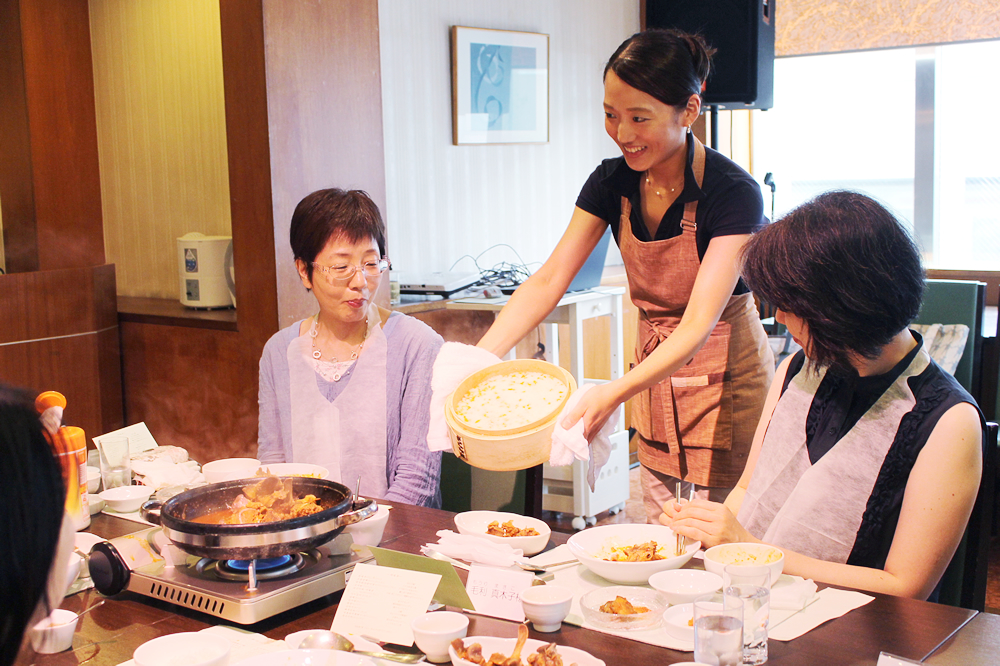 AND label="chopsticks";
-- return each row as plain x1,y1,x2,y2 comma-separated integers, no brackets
675,481,684,556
